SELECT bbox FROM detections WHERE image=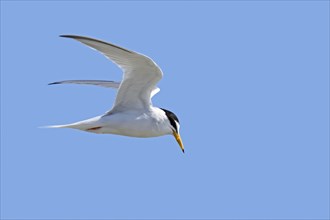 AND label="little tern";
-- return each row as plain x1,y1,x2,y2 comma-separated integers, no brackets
47,35,184,153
